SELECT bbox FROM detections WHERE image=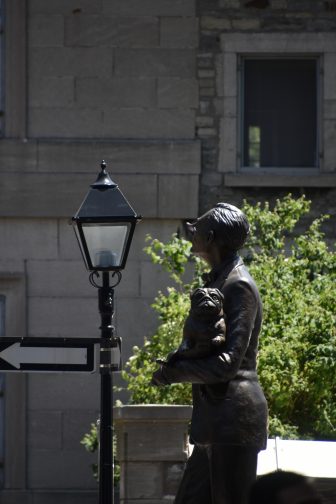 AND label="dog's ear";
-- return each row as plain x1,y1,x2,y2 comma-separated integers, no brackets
215,288,224,303
190,287,201,300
